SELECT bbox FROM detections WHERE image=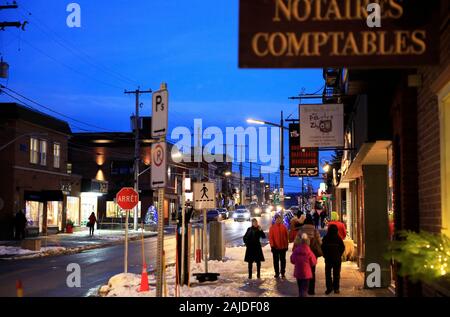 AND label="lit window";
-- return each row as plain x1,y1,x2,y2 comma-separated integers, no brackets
30,137,39,164
39,140,47,166
53,143,61,168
